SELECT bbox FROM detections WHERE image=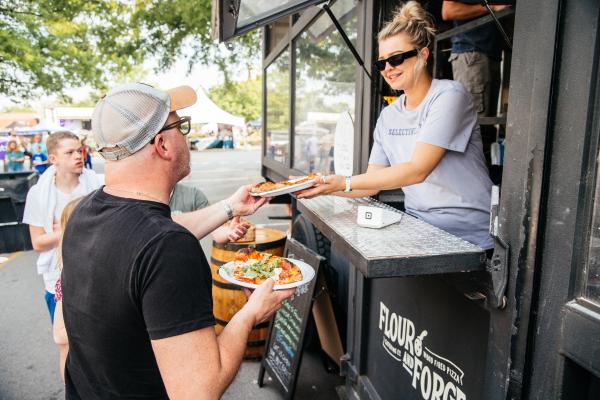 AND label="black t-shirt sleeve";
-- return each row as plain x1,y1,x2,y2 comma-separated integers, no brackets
136,231,215,340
